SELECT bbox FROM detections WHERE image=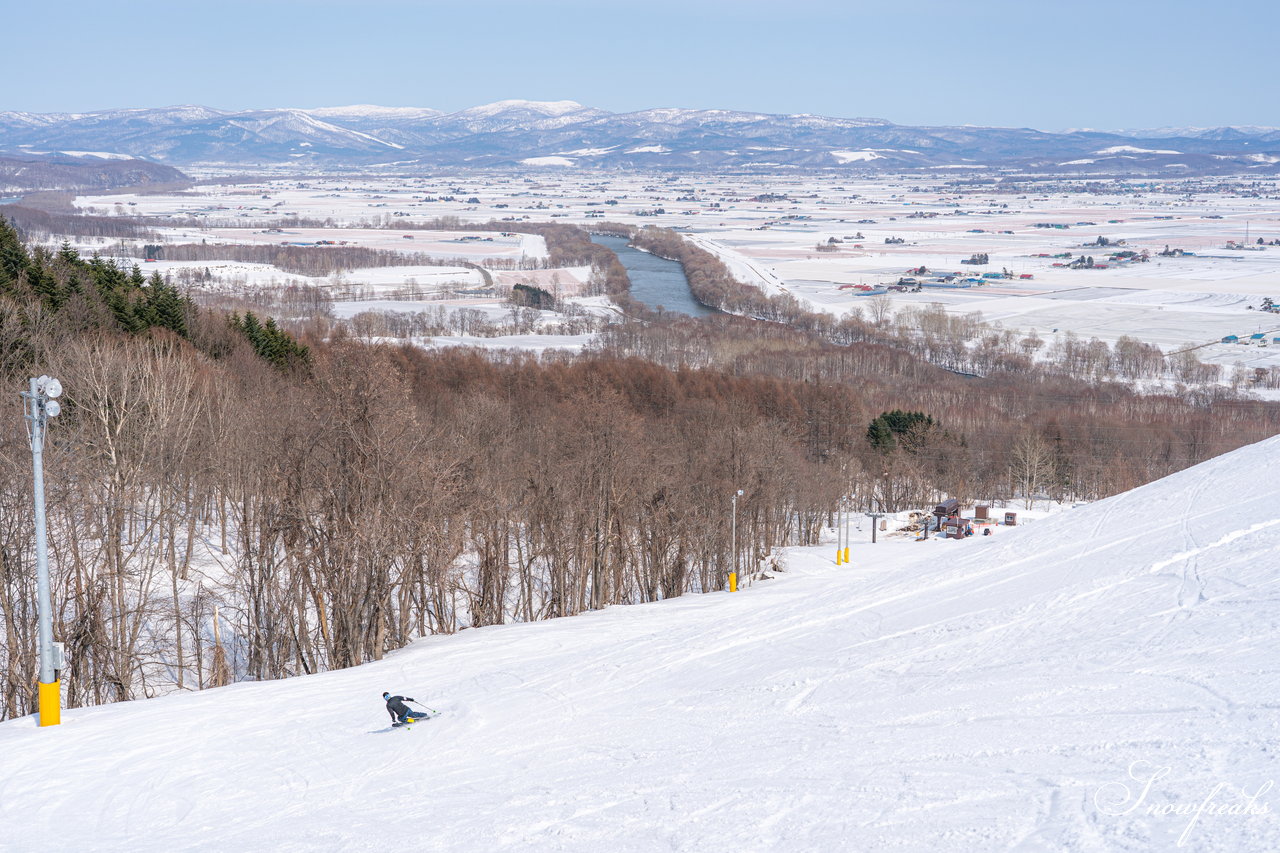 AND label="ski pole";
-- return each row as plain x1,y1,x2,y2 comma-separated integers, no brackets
412,701,438,714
